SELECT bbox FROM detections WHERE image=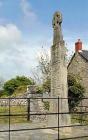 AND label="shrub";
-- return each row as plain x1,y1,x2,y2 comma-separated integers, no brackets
68,74,85,111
